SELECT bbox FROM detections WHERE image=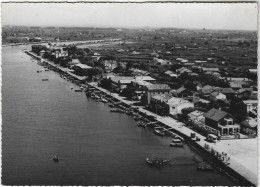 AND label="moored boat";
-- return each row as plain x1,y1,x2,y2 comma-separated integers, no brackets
146,157,170,167
170,138,184,147
110,109,124,113
197,162,213,171
154,129,165,136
